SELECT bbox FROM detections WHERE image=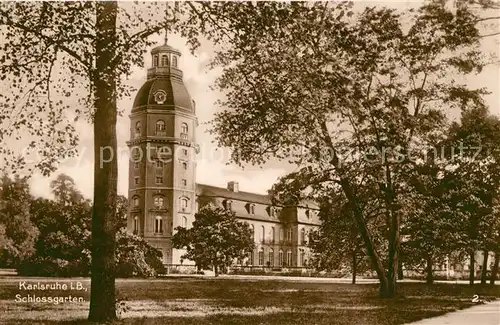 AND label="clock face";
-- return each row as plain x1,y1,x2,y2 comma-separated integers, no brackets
154,91,167,104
